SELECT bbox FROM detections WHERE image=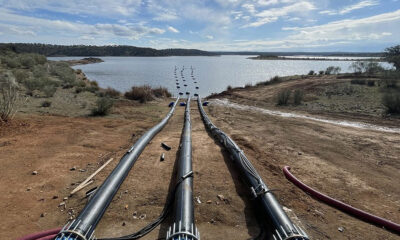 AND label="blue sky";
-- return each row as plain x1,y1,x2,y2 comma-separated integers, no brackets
0,0,399,51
